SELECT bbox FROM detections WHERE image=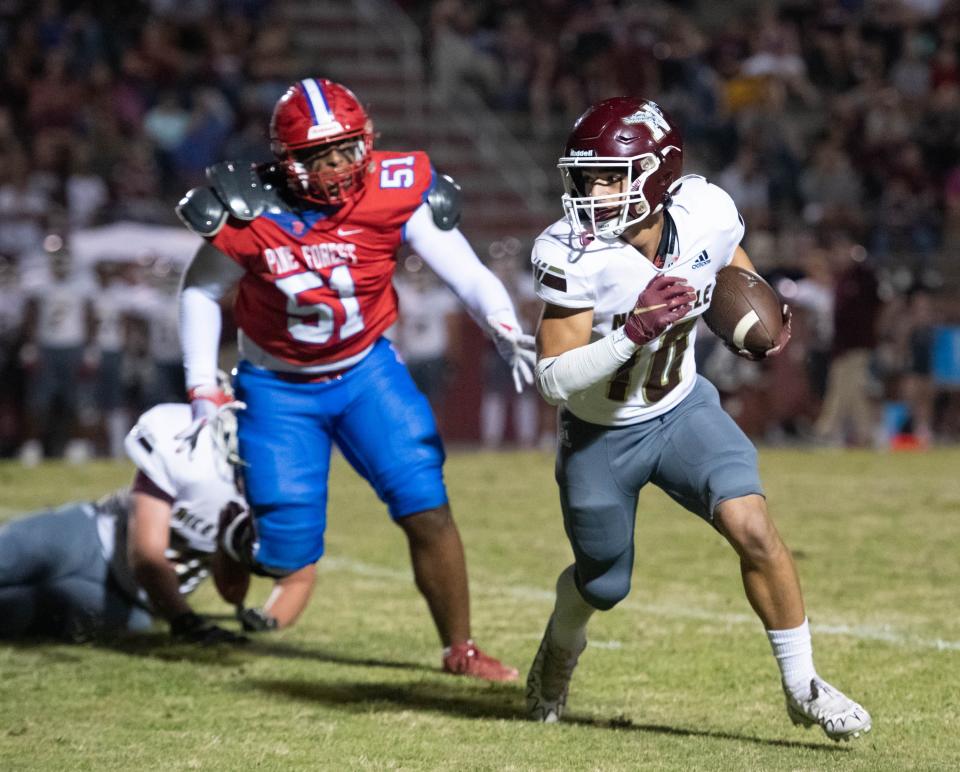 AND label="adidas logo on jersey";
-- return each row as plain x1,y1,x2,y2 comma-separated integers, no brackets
691,250,711,269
